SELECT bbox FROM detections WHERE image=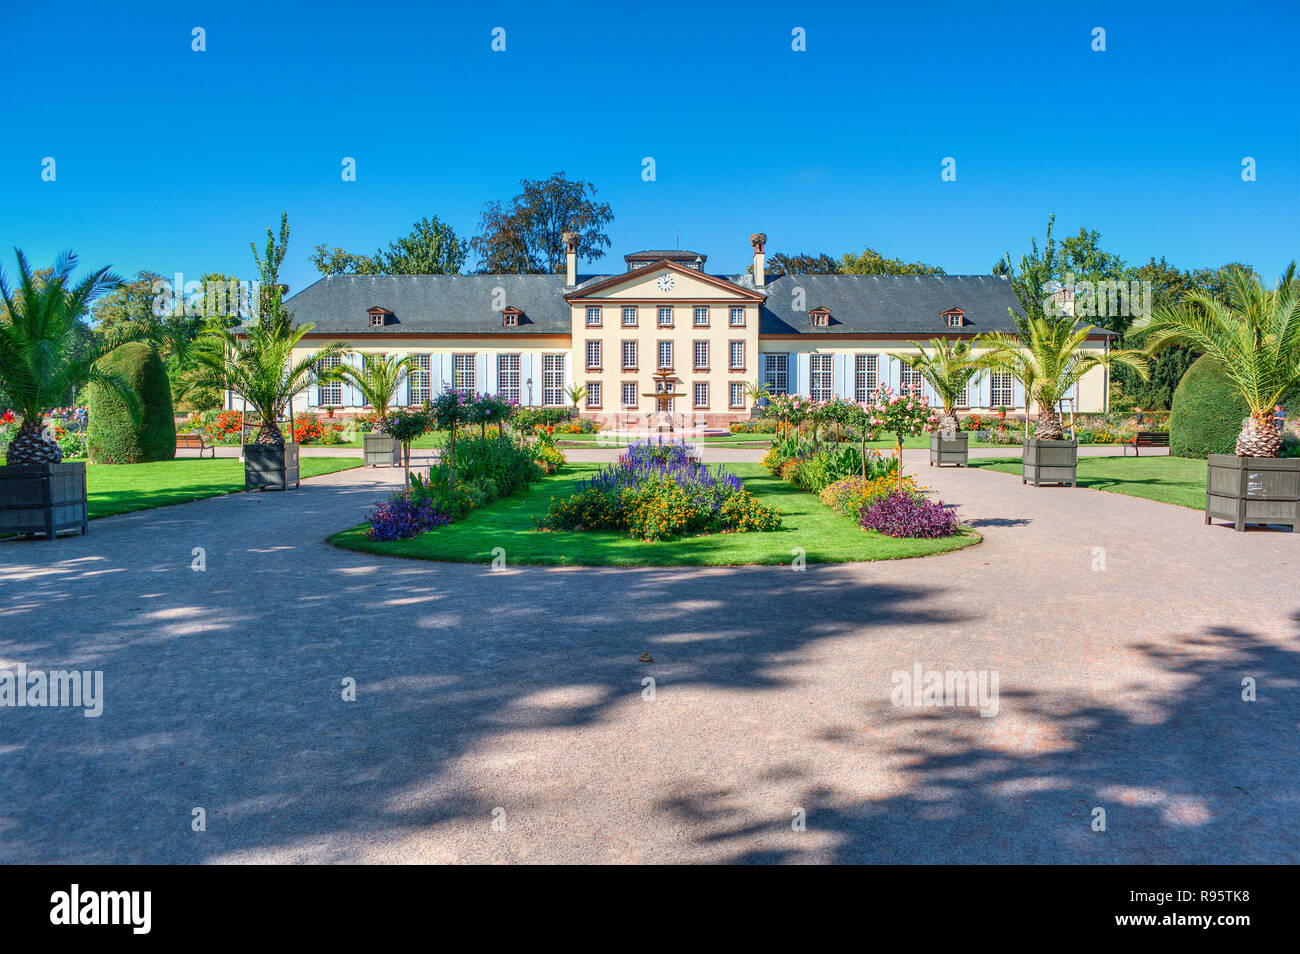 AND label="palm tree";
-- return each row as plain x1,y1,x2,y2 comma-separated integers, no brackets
743,380,772,412
978,317,1150,441
887,337,984,433
0,250,145,465
565,384,587,414
1129,264,1299,457
191,321,346,447
337,353,415,432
